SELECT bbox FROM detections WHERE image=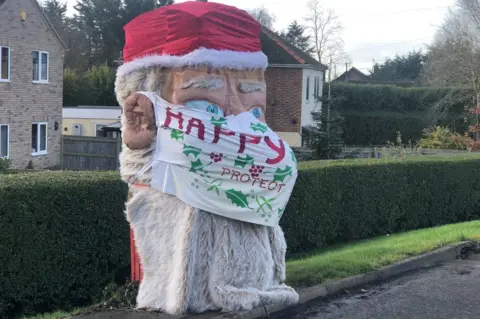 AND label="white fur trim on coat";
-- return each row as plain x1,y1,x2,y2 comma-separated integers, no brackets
117,48,268,76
